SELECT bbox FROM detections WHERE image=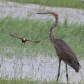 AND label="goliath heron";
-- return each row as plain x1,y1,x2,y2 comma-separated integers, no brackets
36,12,81,83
